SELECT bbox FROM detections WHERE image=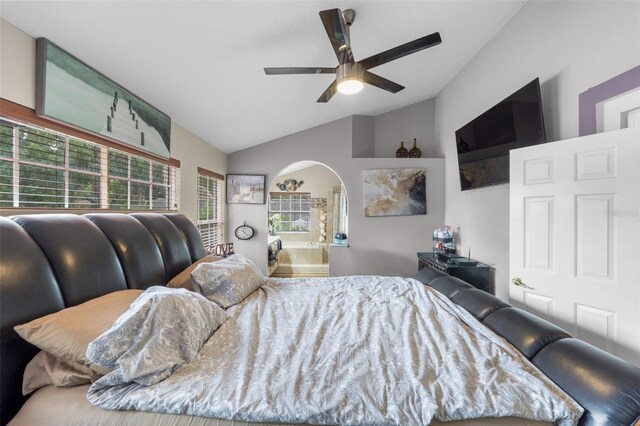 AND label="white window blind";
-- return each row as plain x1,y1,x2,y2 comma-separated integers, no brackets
197,171,224,253
0,117,178,210
269,193,311,232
